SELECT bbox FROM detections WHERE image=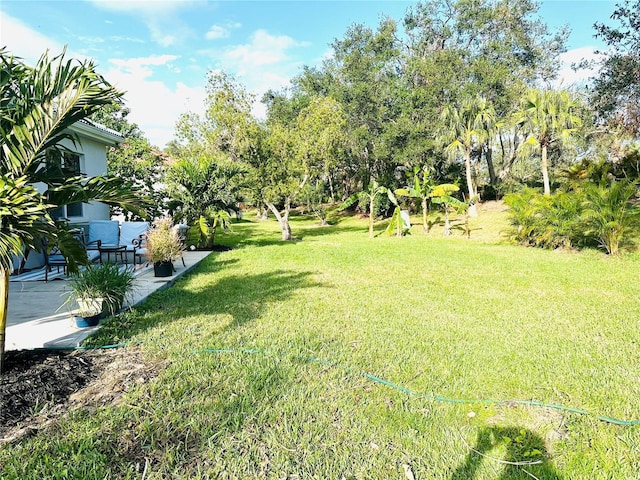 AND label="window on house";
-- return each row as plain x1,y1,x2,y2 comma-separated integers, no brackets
63,152,81,175
48,151,85,218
